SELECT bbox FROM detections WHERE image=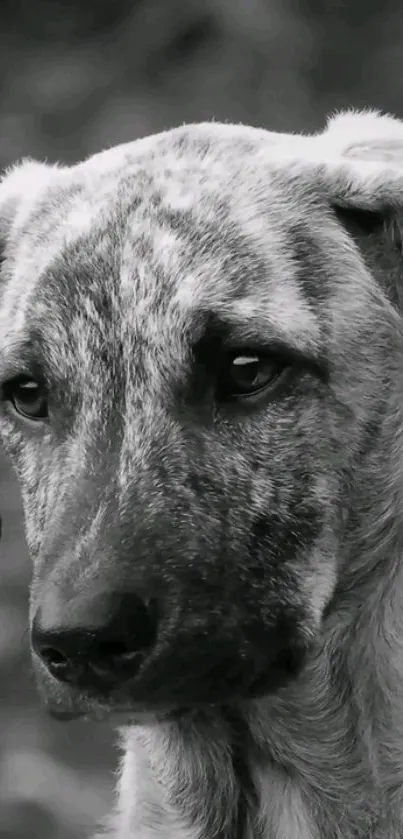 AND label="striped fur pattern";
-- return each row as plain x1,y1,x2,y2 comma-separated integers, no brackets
0,110,403,837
